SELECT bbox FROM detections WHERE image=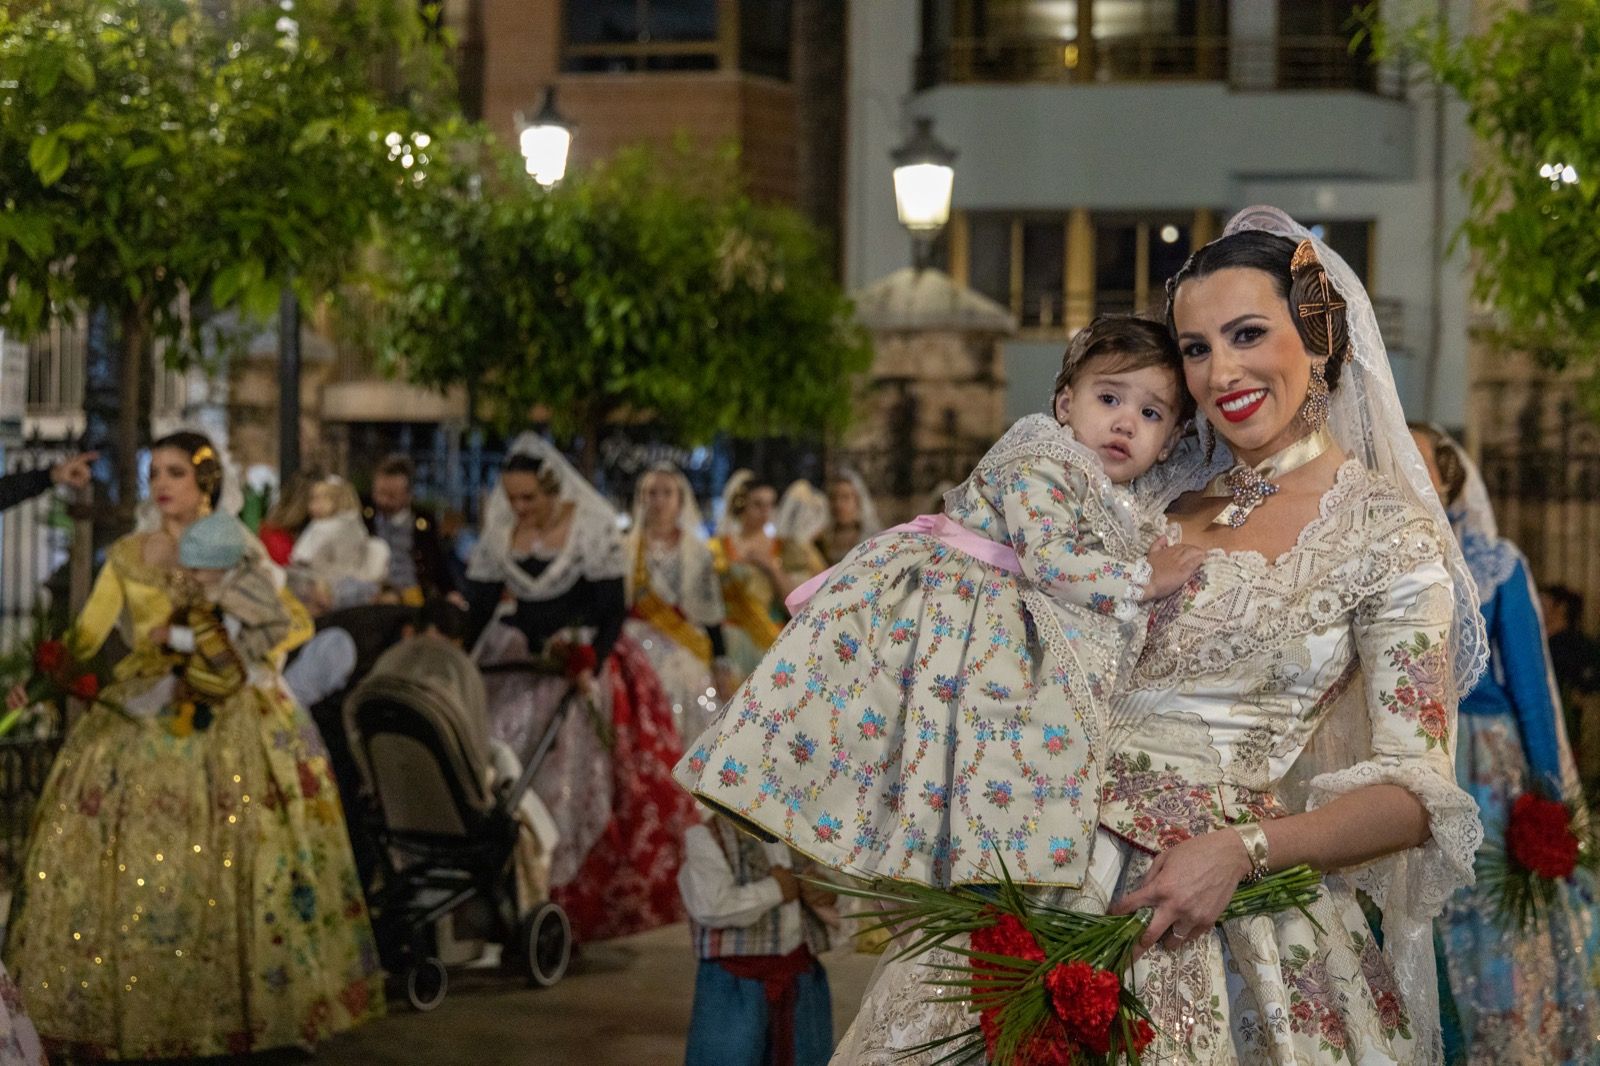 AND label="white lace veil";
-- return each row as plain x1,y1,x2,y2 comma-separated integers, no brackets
1217,206,1488,694
828,468,885,538
774,479,830,545
715,469,756,536
1431,432,1520,597
466,432,626,598
624,463,723,625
